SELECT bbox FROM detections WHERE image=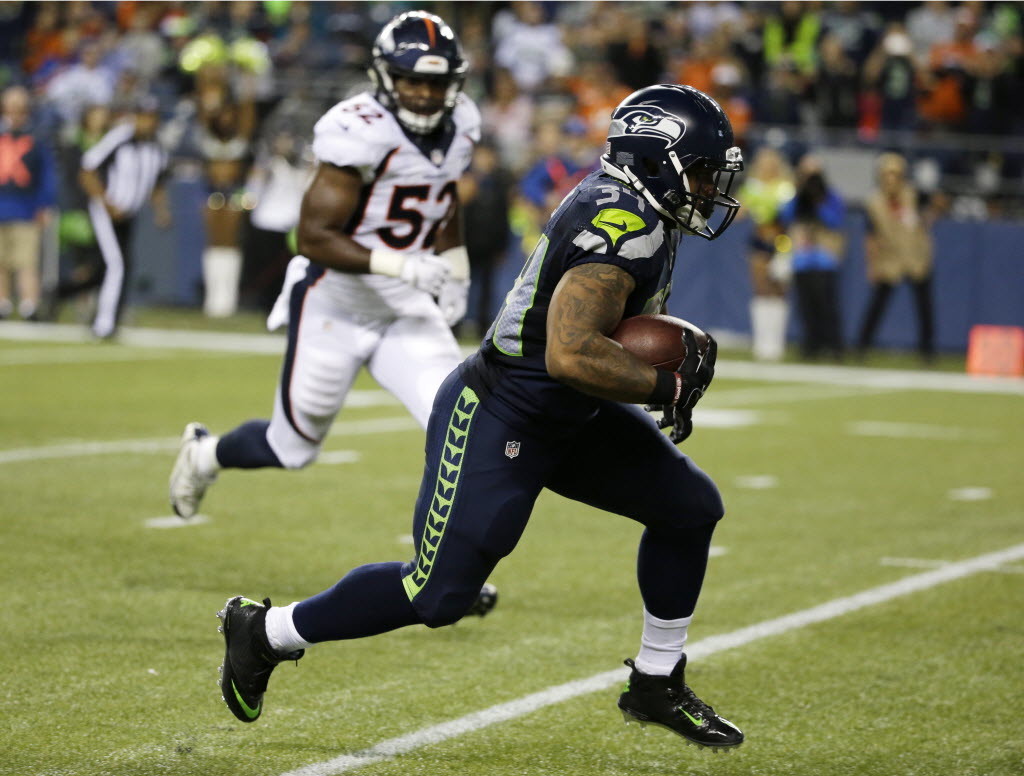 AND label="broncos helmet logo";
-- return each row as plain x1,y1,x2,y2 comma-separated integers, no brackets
611,106,686,148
